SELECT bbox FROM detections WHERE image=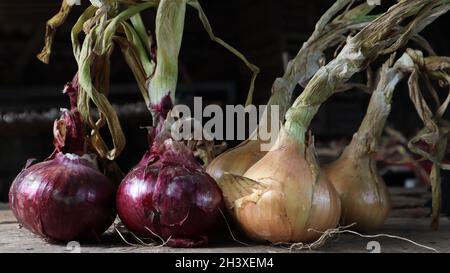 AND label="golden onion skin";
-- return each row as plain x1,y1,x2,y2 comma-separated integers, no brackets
224,130,341,243
206,139,266,180
323,147,390,231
